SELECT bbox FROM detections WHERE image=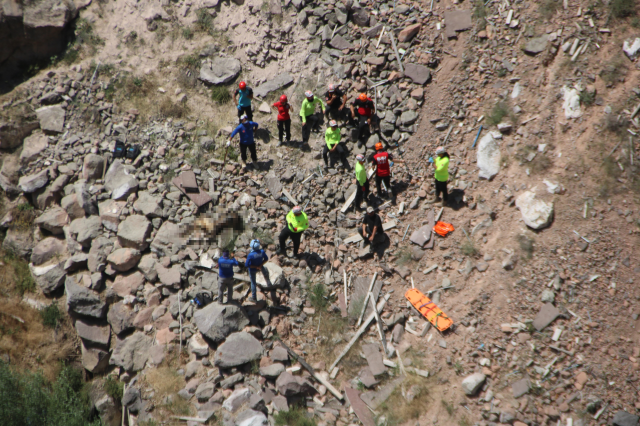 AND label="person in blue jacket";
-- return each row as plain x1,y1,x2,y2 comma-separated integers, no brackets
245,239,272,303
218,250,240,304
229,114,259,169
